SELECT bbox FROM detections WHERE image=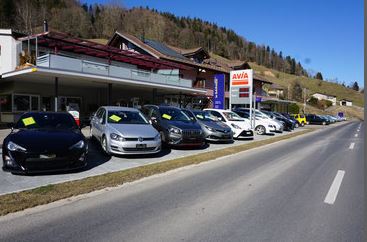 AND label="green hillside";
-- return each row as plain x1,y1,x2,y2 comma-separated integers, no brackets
249,62,364,107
